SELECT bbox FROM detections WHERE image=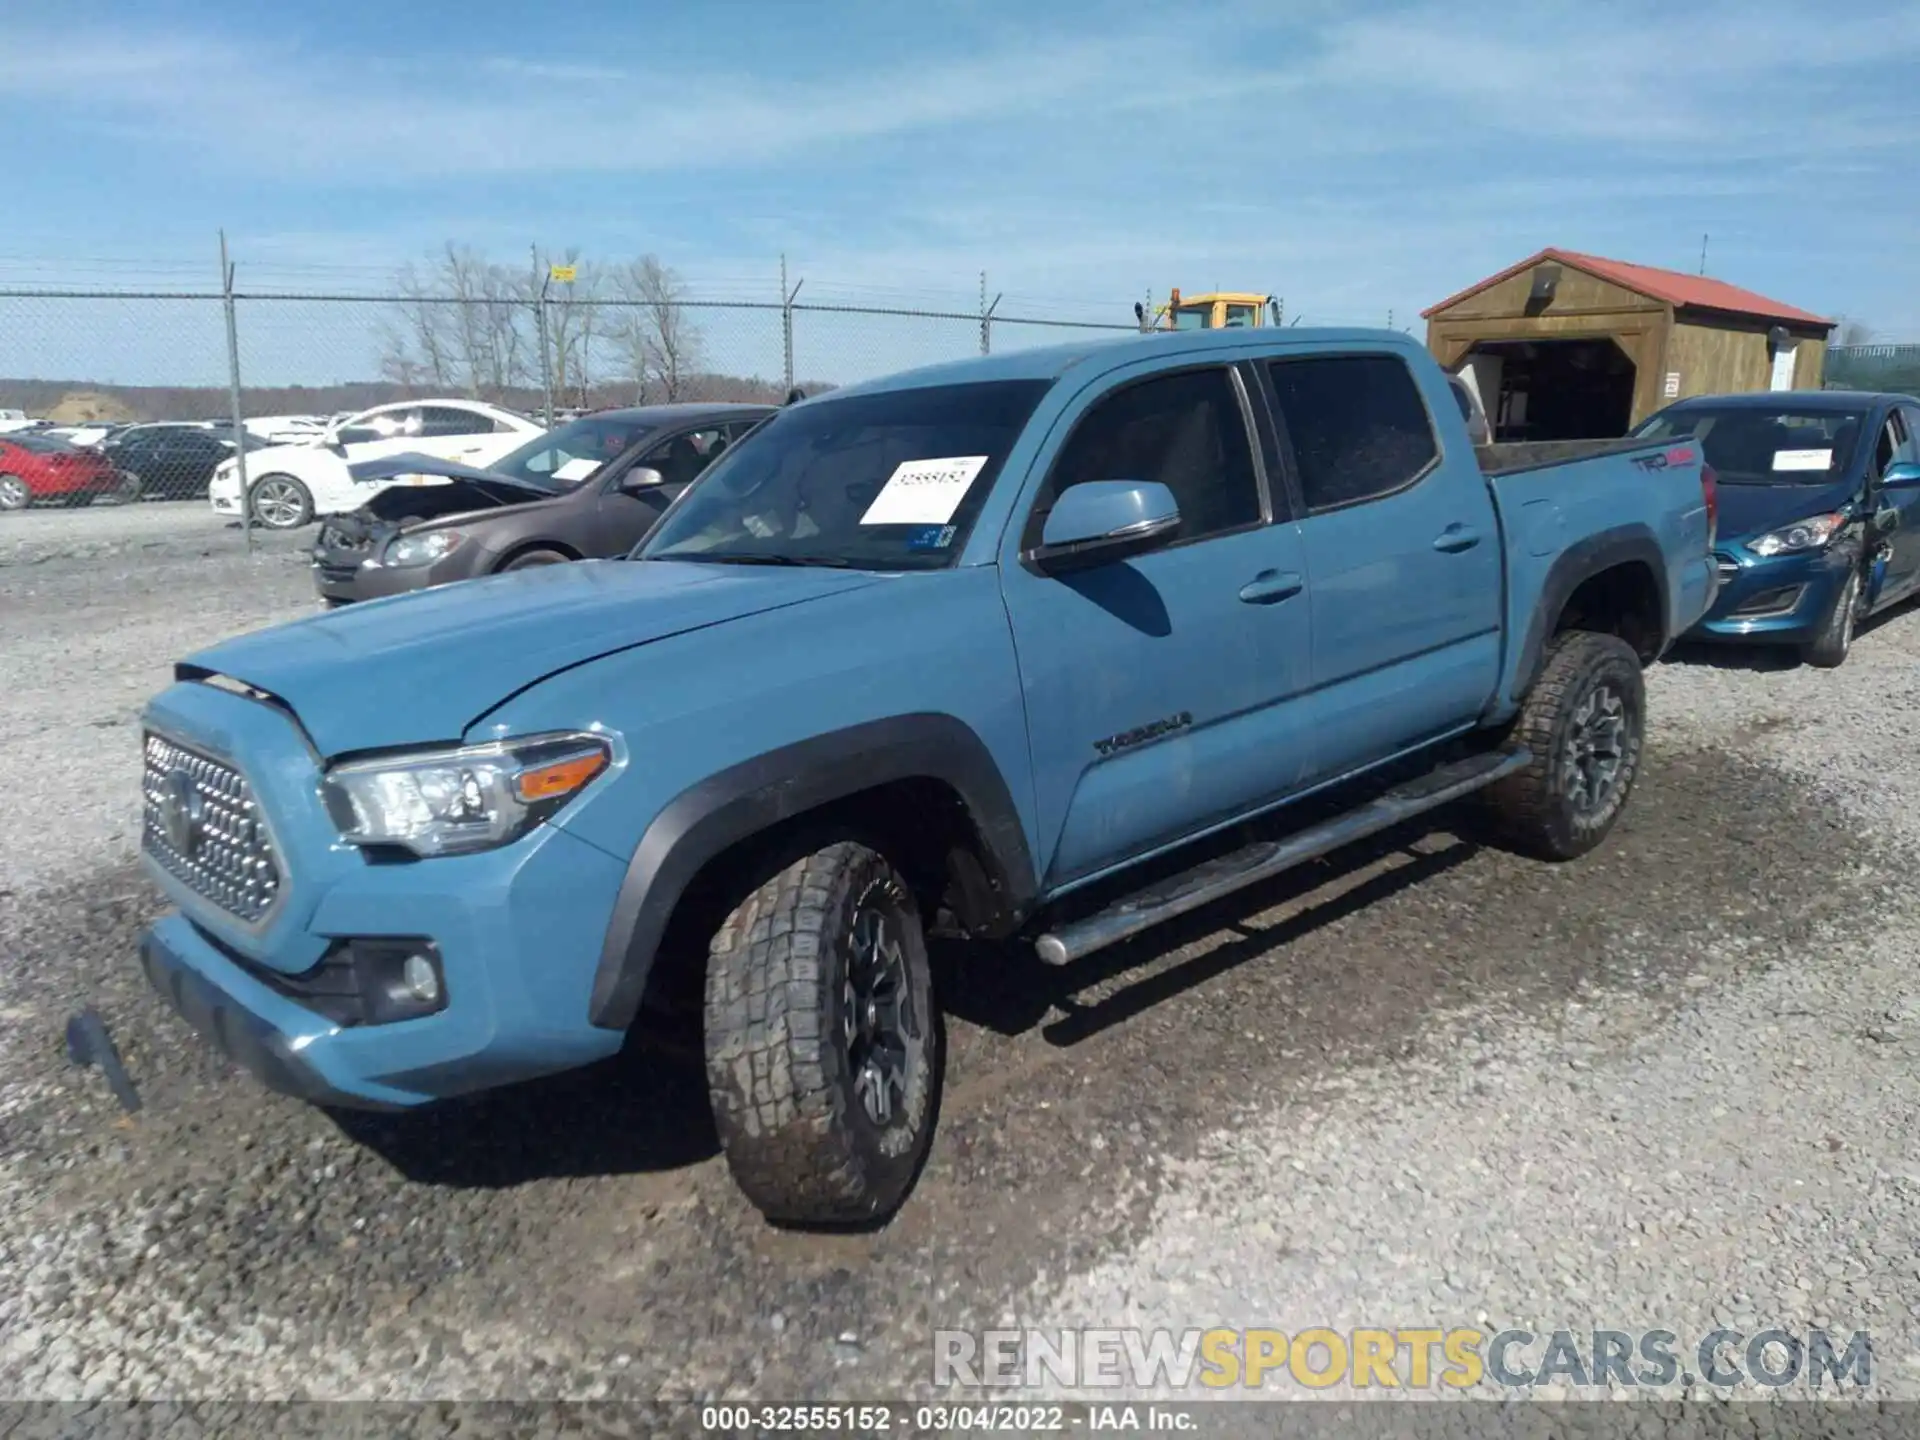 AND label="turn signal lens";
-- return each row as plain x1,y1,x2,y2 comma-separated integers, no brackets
514,751,608,803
